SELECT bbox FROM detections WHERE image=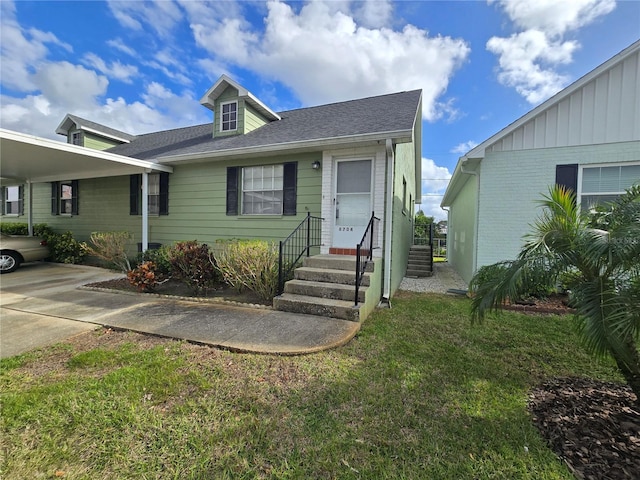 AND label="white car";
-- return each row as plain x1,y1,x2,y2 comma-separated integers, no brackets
0,233,50,273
